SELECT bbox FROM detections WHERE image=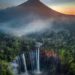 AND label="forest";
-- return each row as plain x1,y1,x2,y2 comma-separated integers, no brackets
0,30,75,75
